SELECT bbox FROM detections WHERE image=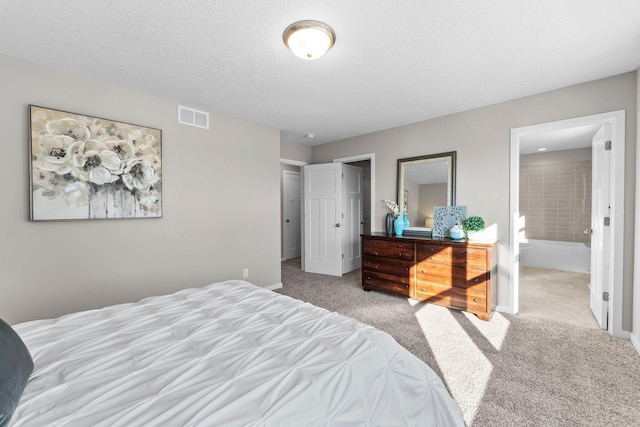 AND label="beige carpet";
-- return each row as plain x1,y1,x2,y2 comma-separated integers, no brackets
277,258,640,426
